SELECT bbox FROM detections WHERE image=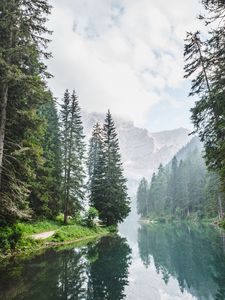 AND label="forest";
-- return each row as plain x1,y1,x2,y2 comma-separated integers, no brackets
0,0,130,256
137,0,225,224
137,137,223,220
2,0,225,299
